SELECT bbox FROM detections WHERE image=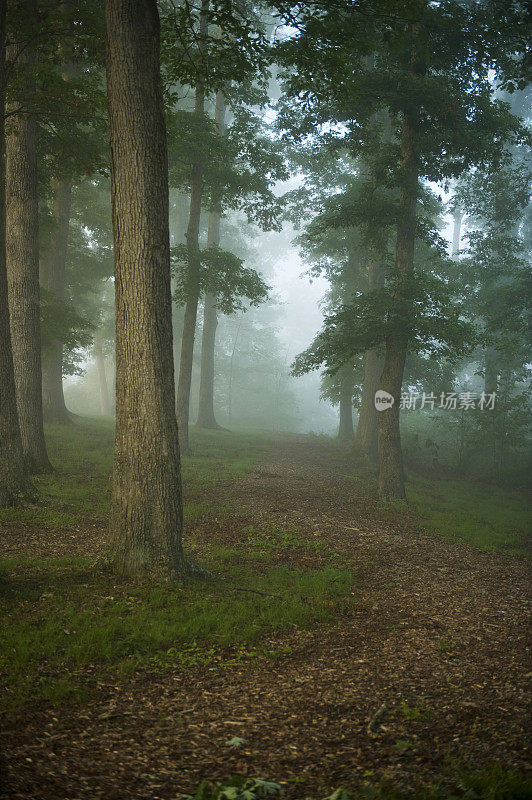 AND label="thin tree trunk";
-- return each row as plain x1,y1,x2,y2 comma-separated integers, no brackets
105,0,185,579
451,207,462,258
40,178,72,423
6,28,51,472
484,348,498,395
197,89,226,430
377,108,419,501
196,290,219,427
93,332,111,416
227,318,242,420
338,369,354,445
175,0,209,453
354,257,384,461
0,0,35,505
